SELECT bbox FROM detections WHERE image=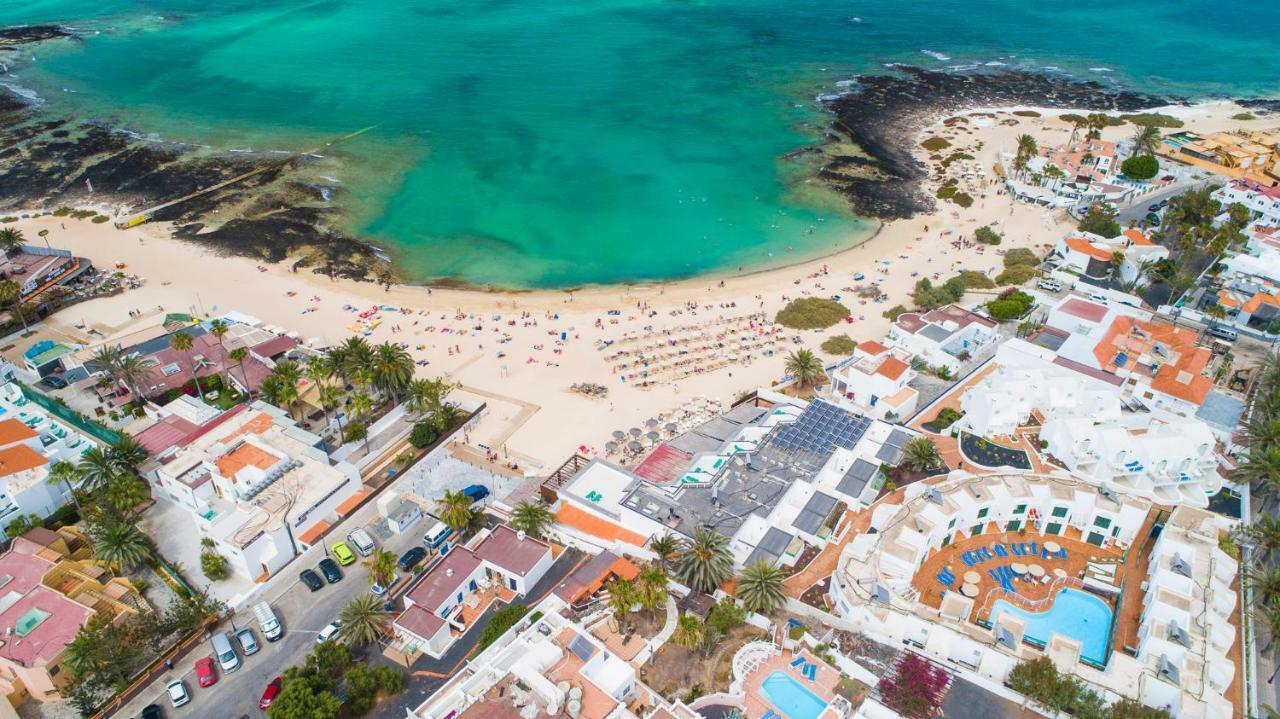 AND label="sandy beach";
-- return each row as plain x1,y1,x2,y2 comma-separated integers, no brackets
3,99,1269,470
